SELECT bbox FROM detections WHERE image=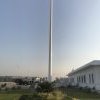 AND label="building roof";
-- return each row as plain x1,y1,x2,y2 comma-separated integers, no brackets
67,60,100,76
